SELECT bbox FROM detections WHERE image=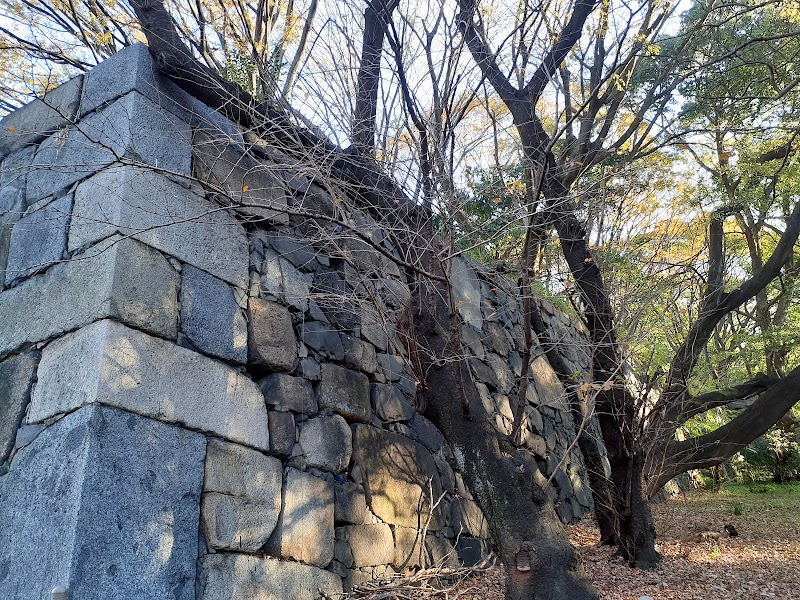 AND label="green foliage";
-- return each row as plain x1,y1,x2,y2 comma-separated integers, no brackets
740,429,800,483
